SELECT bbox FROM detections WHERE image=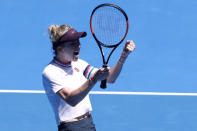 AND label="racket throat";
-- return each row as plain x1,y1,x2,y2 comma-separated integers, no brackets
102,64,108,67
